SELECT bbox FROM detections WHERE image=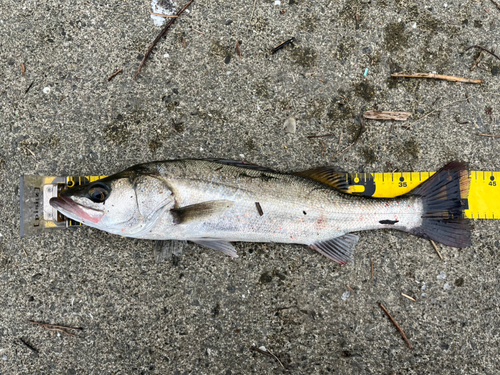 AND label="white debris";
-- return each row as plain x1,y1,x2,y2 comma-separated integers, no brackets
164,53,169,58
239,154,245,159
421,283,426,290
242,294,245,298
259,346,267,352
283,117,296,134
444,283,452,290
421,293,427,297
43,87,51,94
150,0,176,27
437,271,446,280
2,355,7,361
412,22,417,28
274,0,281,5
342,291,350,301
